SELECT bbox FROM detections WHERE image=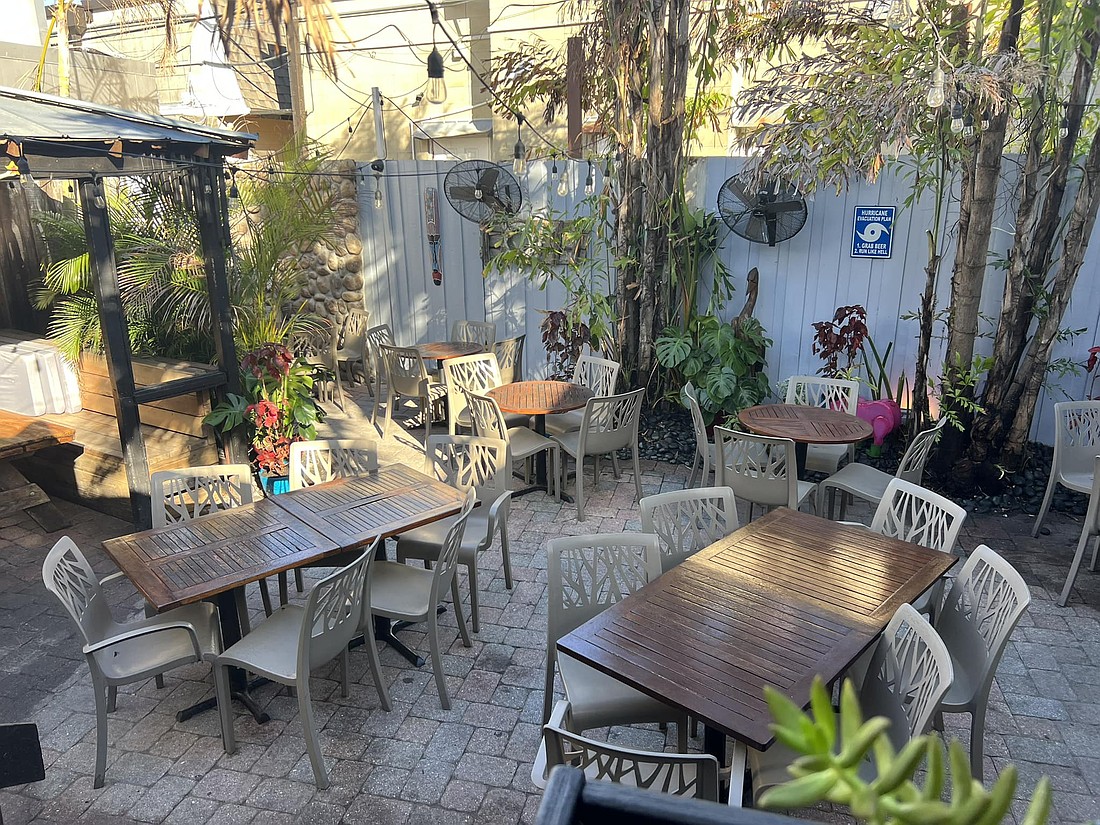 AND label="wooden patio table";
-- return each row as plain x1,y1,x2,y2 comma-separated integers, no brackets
487,380,593,498
556,507,955,805
738,403,872,478
103,464,465,722
0,409,73,531
416,340,484,367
